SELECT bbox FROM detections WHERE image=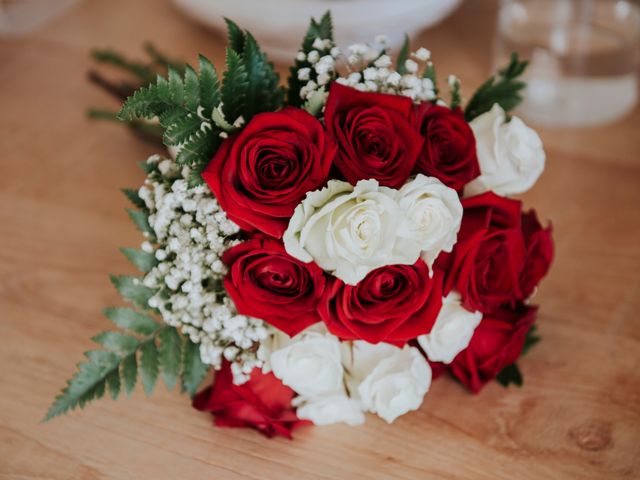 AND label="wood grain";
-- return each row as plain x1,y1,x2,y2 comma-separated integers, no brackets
1,1,639,478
